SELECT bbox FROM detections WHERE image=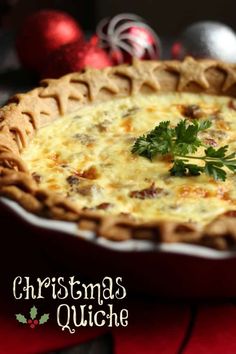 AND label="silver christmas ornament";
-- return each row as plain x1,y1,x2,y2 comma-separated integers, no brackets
172,21,236,63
